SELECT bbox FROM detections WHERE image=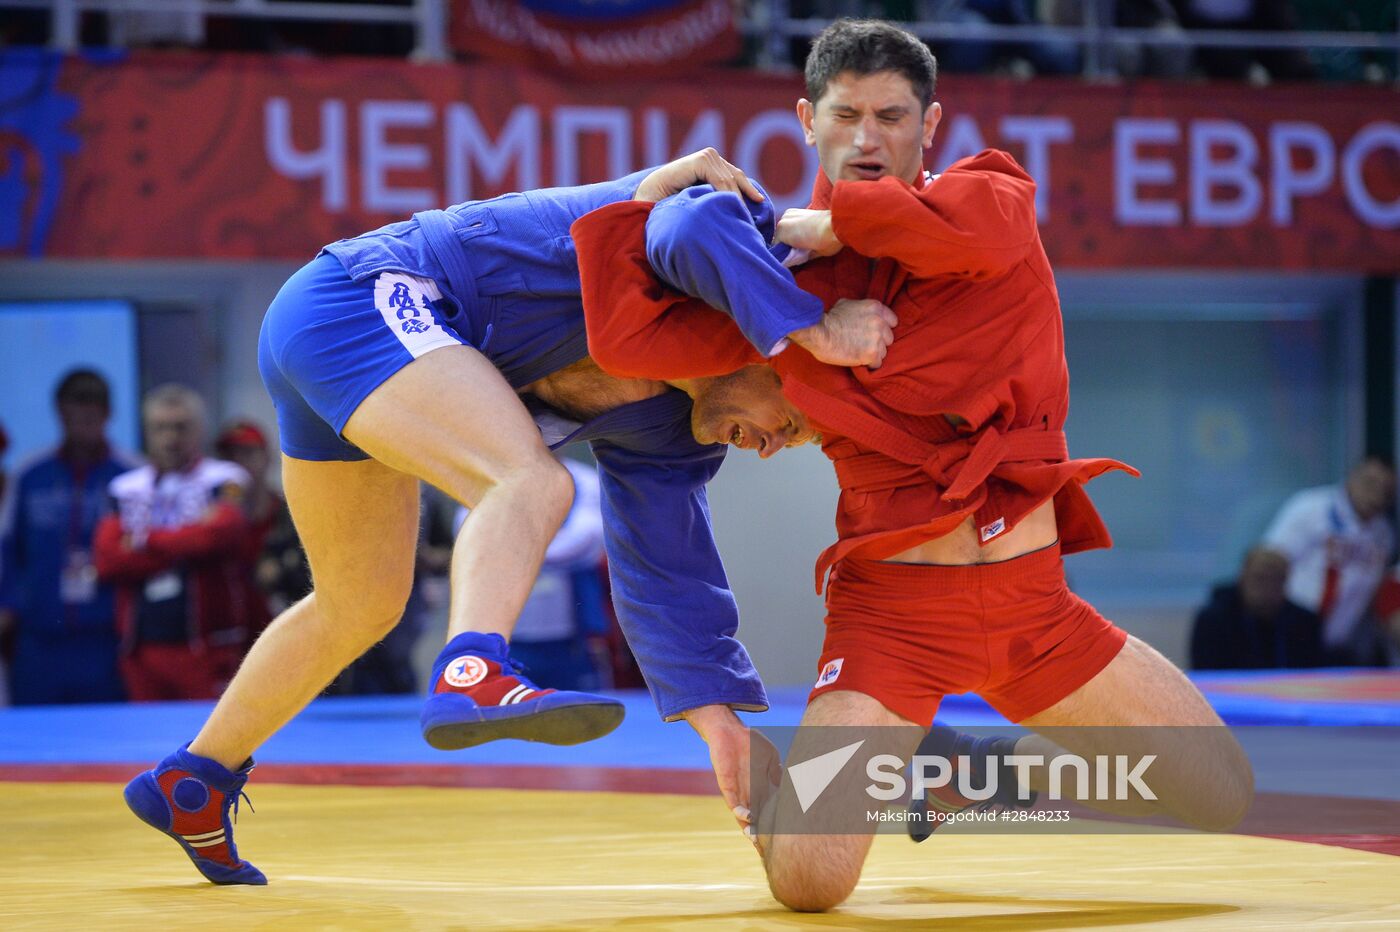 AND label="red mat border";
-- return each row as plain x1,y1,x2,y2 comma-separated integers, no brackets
5,762,1397,858
0,761,718,794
